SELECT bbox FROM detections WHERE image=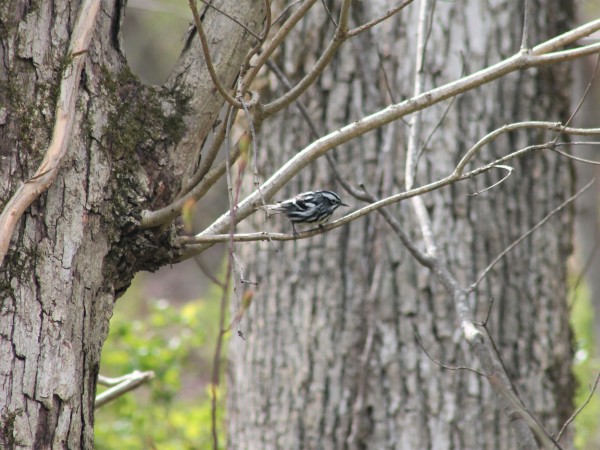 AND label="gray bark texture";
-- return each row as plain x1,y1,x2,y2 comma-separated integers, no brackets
0,1,265,448
229,1,576,449
572,57,600,356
